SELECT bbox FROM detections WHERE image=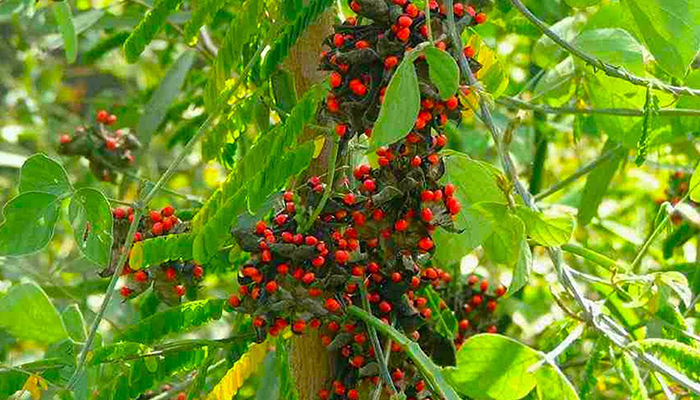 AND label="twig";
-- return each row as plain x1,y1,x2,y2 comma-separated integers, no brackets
509,0,700,97
301,137,340,232
444,1,700,395
199,26,219,56
528,323,585,372
535,144,624,201
498,96,700,117
561,243,626,272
